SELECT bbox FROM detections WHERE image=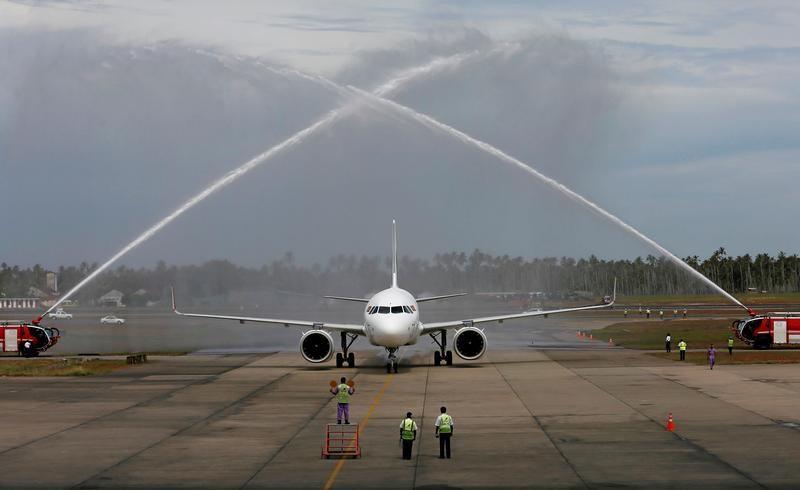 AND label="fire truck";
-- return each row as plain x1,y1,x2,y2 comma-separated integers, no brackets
733,312,800,349
0,321,61,357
